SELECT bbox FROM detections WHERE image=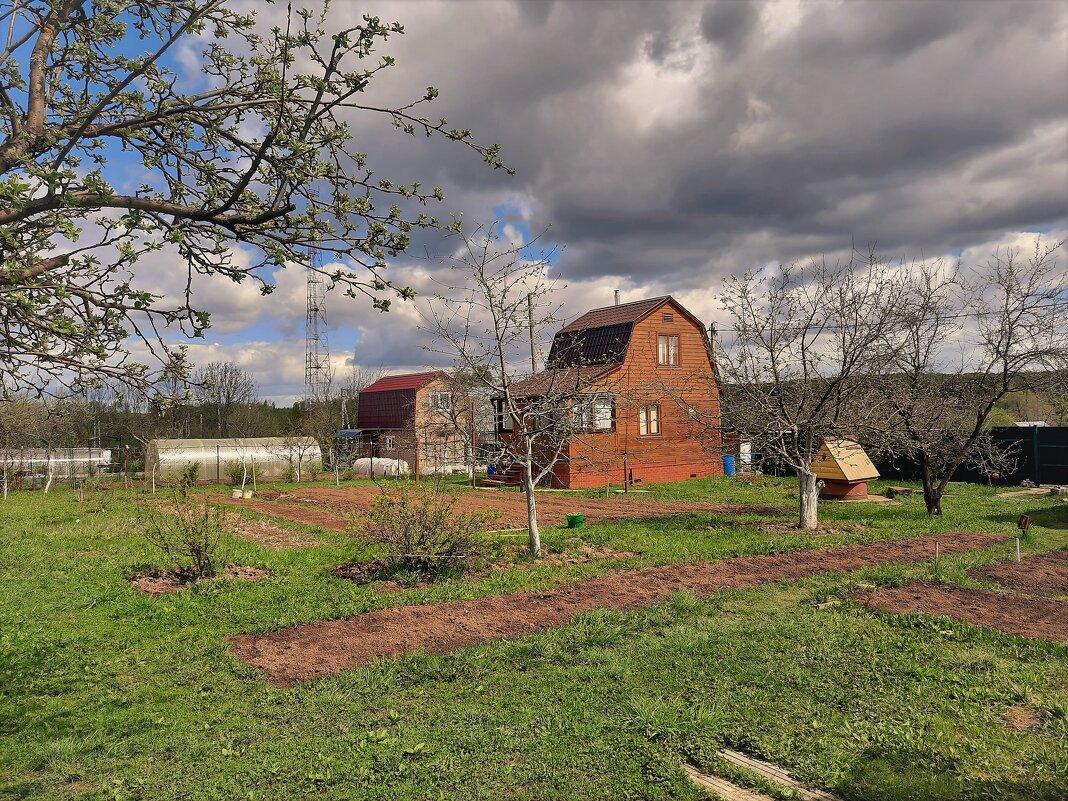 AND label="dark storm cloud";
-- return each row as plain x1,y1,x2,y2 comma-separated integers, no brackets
238,0,1066,388
700,0,759,55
